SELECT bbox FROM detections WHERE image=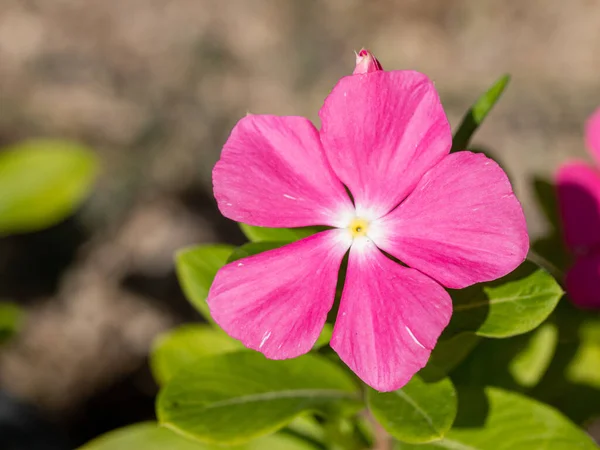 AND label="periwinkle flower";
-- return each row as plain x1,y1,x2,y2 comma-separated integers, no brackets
208,51,528,391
